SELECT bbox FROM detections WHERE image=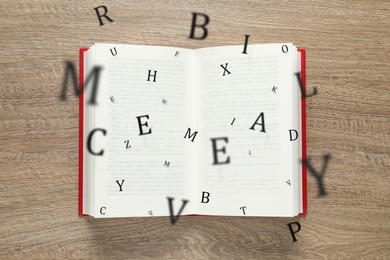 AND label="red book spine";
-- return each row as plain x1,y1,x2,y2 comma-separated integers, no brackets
79,48,89,216
298,48,307,216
